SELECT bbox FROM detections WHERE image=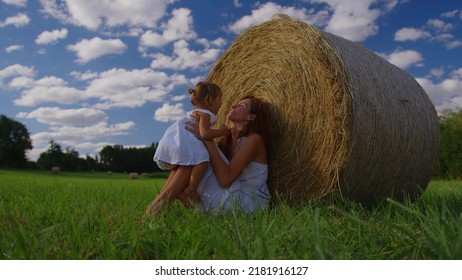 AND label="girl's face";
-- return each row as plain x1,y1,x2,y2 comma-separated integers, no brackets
227,98,254,122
